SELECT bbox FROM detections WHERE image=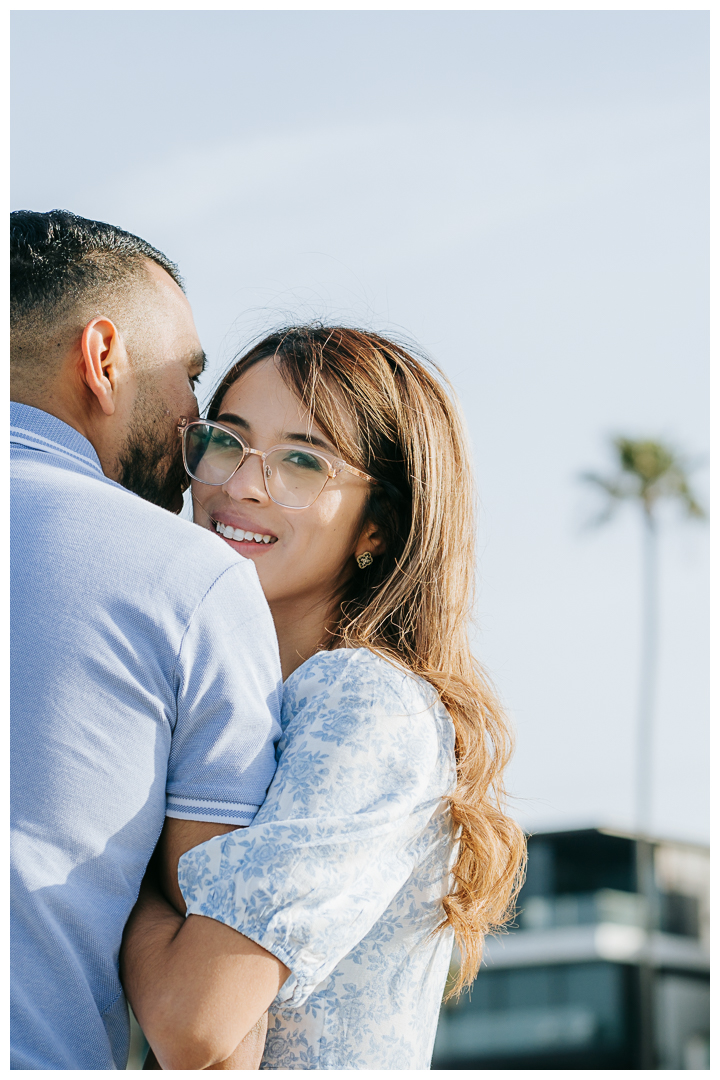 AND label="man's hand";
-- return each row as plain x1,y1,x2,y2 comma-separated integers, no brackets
121,819,289,1071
